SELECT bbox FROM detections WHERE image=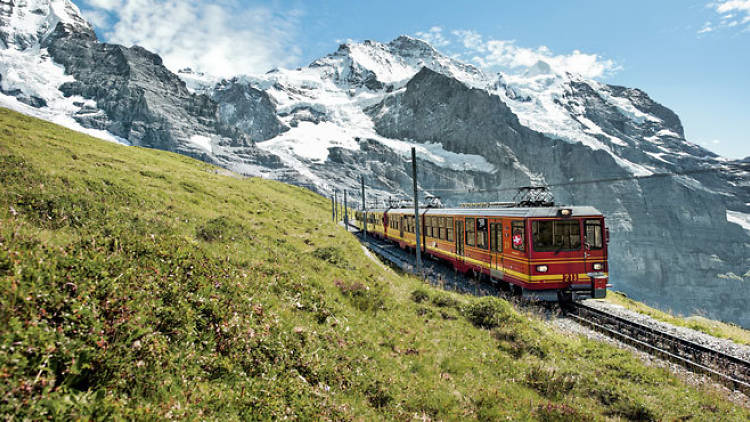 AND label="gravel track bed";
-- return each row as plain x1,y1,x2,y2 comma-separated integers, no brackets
580,299,750,363
551,318,750,408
